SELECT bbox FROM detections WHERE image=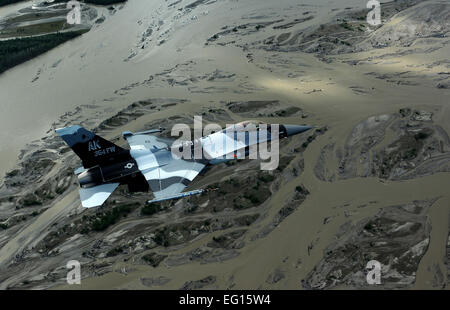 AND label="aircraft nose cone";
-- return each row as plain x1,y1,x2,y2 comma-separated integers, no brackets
283,125,313,136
